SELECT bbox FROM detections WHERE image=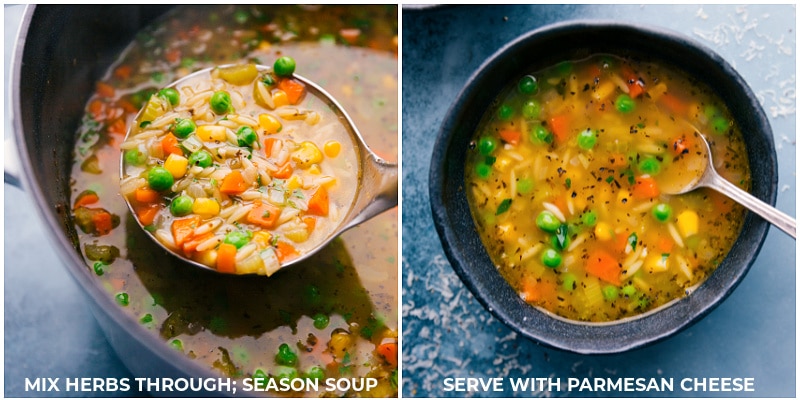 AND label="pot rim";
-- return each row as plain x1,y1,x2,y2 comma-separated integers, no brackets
429,19,776,354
